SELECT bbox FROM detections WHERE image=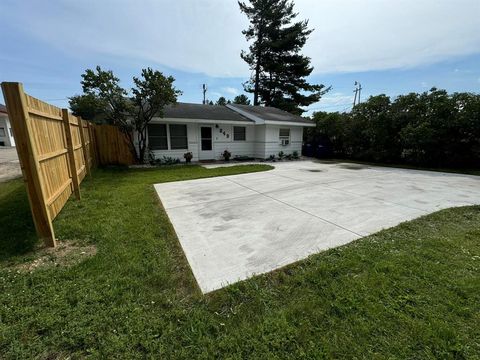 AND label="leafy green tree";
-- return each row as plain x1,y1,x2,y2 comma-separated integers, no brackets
69,93,107,123
216,96,228,106
306,88,480,168
239,0,330,114
233,94,251,105
306,111,347,156
70,66,181,163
